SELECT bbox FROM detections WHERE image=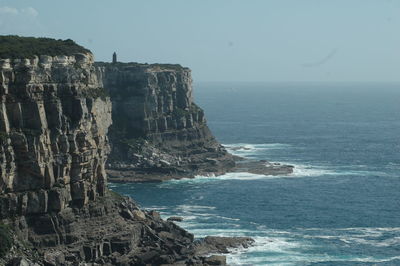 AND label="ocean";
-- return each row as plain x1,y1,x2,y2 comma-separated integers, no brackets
110,82,400,265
